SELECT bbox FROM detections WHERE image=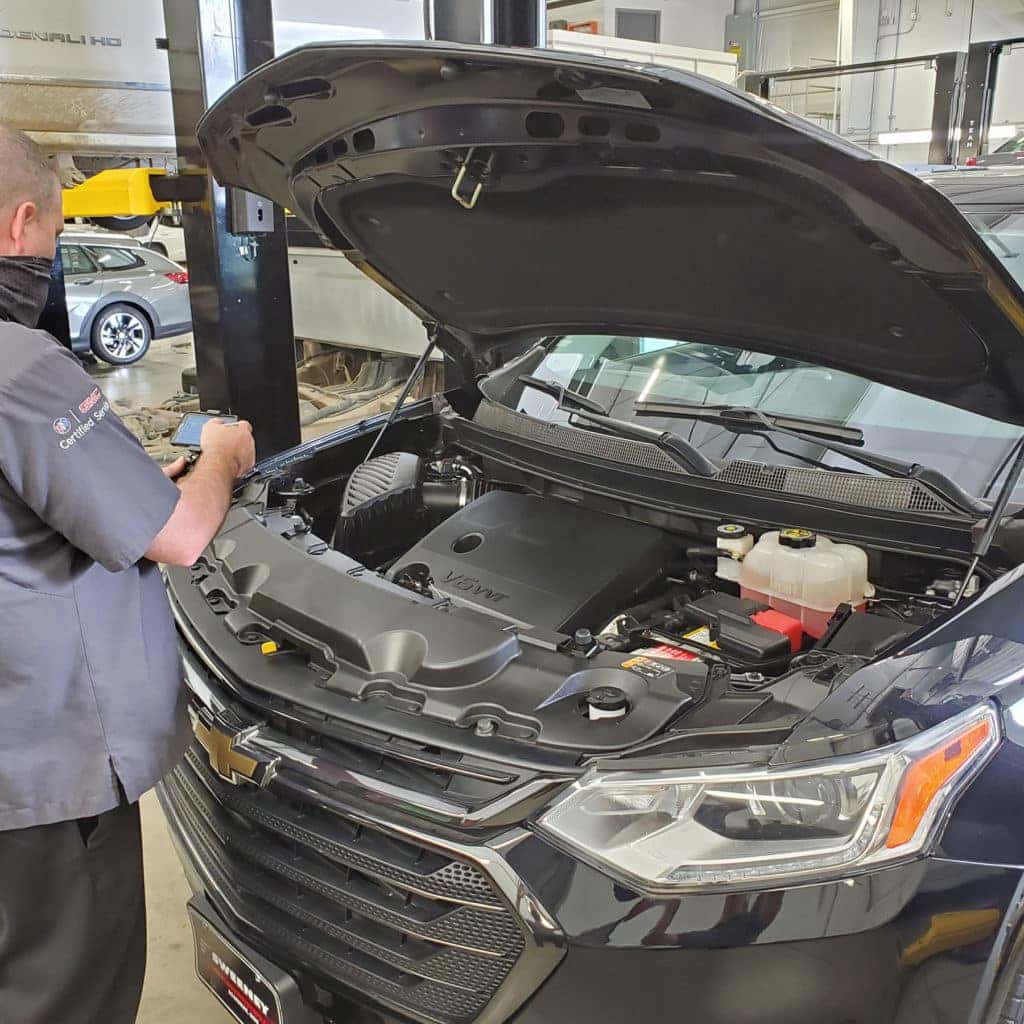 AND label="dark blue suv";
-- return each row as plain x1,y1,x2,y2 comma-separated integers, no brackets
158,43,1024,1024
